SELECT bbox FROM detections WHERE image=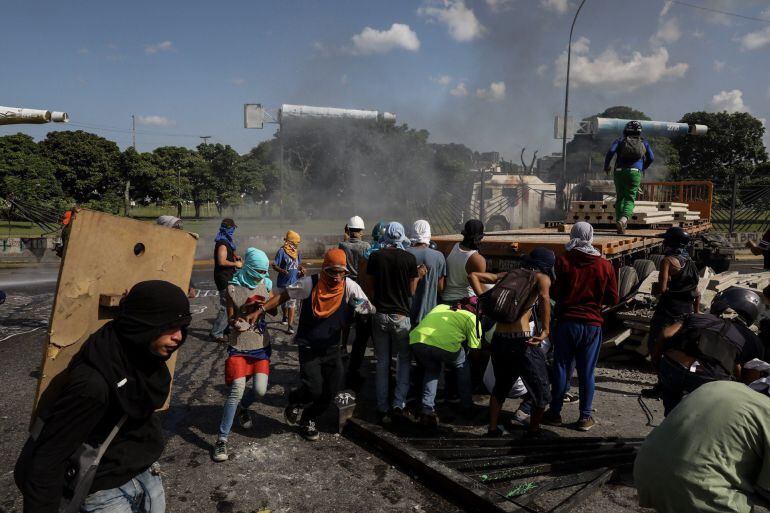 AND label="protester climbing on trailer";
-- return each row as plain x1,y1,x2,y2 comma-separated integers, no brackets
604,120,654,234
